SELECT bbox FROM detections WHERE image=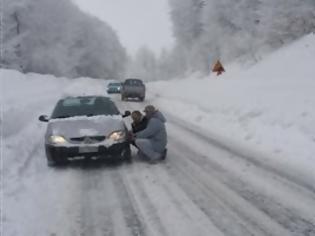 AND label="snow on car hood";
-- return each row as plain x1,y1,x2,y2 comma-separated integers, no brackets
47,115,125,138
